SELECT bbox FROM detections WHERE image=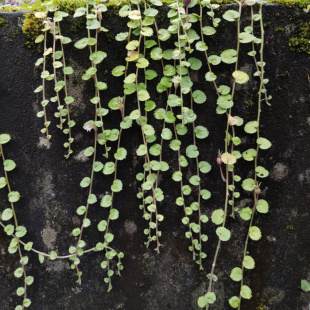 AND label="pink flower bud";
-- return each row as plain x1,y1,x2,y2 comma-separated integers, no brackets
184,0,191,5
217,156,222,165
